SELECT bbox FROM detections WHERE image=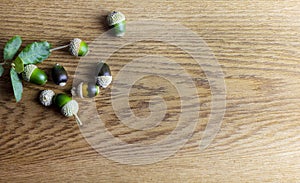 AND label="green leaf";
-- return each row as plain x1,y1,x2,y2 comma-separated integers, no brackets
0,65,4,77
4,35,22,61
10,68,23,102
12,57,24,74
17,41,51,65
12,57,25,74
